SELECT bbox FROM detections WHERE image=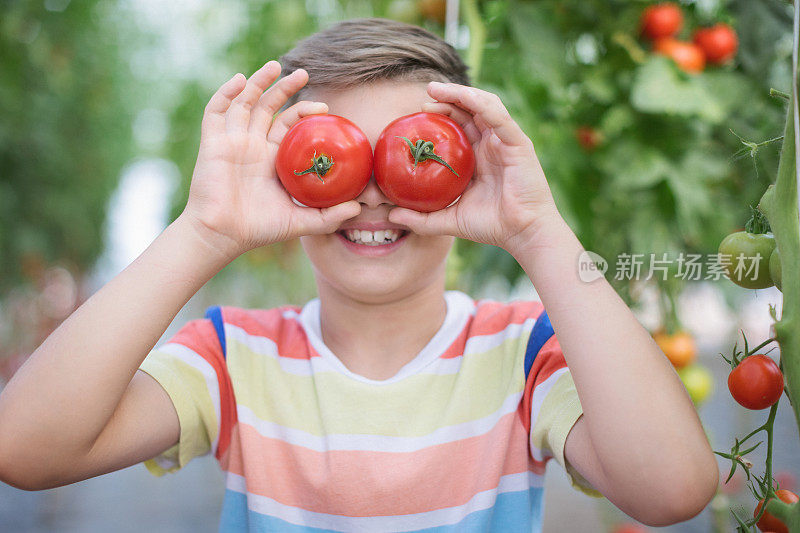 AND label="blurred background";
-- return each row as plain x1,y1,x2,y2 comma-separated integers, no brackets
1,0,798,531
